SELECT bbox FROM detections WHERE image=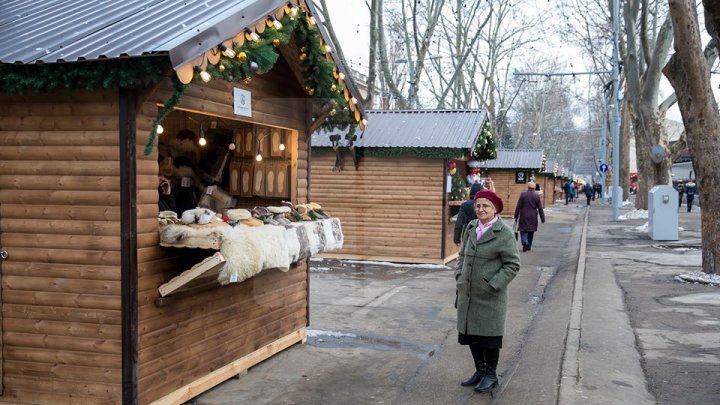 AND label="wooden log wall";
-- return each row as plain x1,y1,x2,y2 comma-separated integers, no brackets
137,58,310,404
310,152,447,264
486,170,540,217
0,89,123,404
